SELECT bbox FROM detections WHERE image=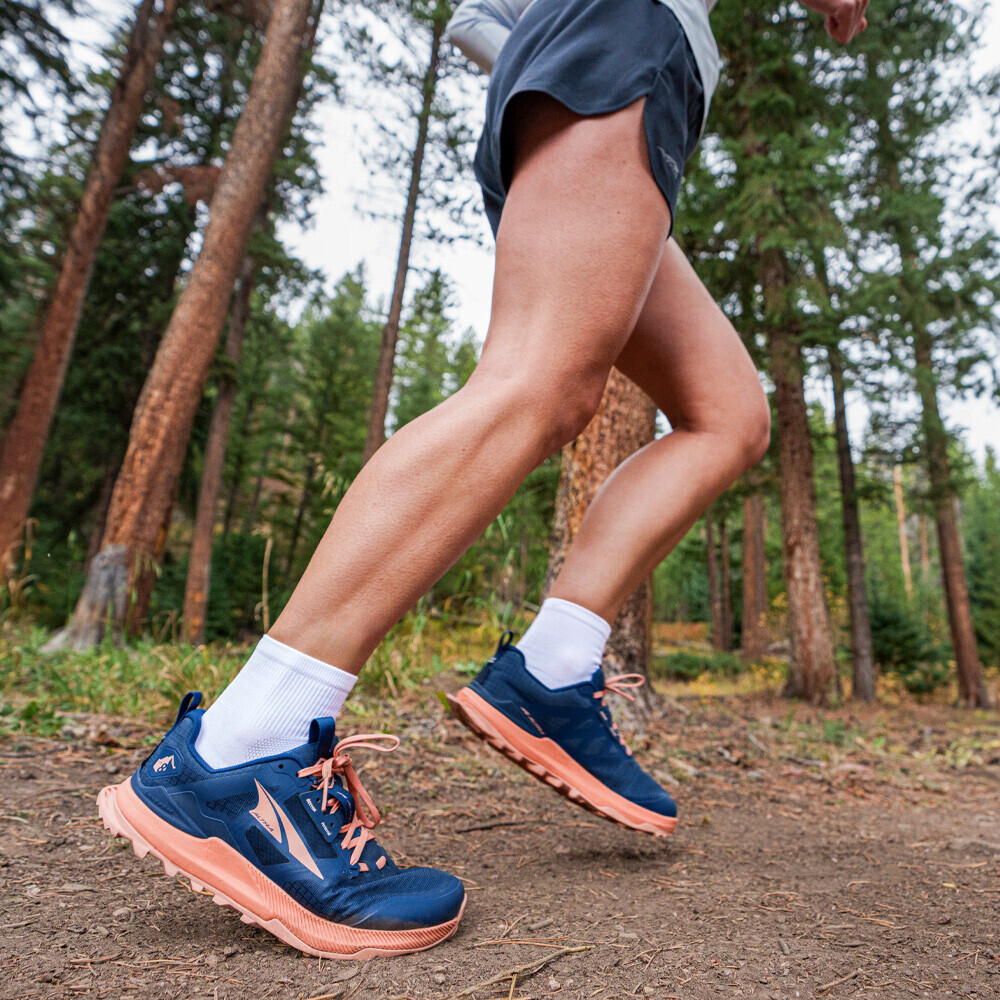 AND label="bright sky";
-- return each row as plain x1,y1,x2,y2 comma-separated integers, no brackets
22,0,1000,461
